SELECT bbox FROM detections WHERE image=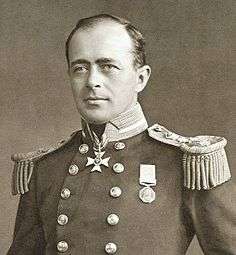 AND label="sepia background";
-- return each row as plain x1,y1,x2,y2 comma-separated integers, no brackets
0,0,235,254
